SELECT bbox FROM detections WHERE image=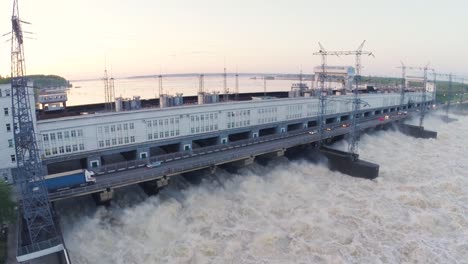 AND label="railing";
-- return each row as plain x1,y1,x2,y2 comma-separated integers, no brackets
48,112,409,200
